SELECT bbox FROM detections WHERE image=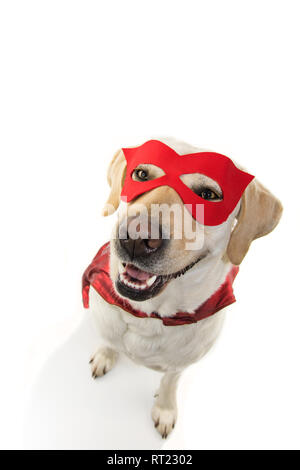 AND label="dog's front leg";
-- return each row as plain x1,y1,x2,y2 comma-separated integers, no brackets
89,346,119,378
151,370,181,438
